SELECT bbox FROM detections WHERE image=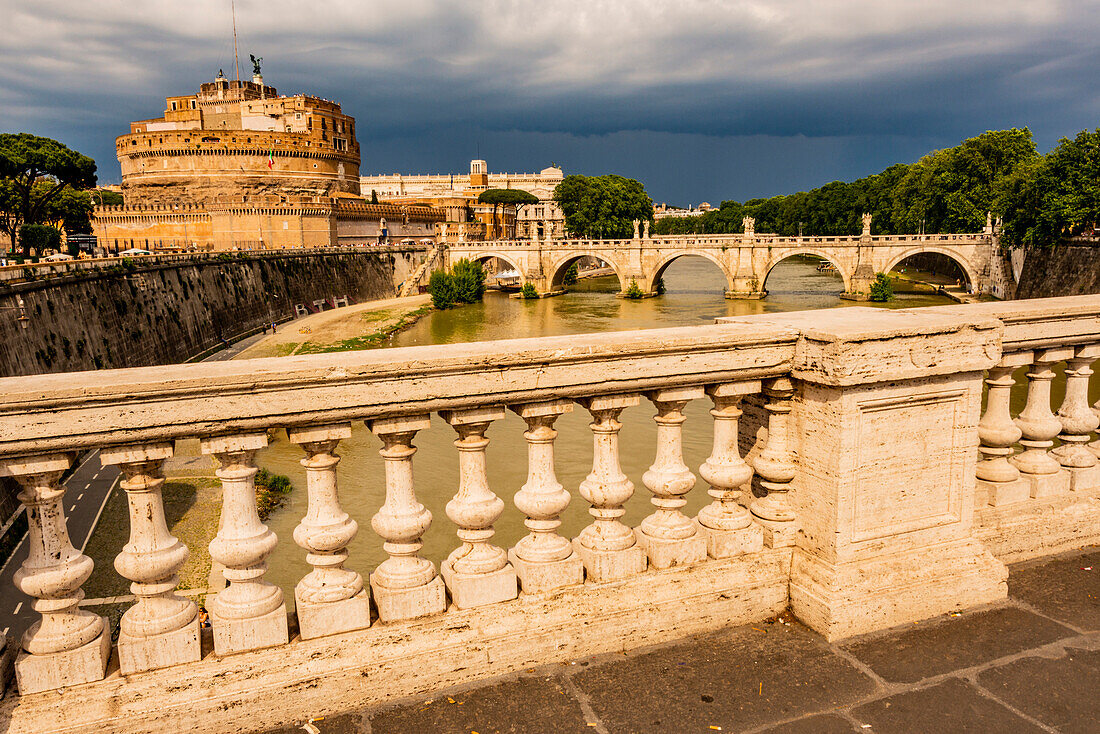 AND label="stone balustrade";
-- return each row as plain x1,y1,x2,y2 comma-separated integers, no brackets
0,295,1098,734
